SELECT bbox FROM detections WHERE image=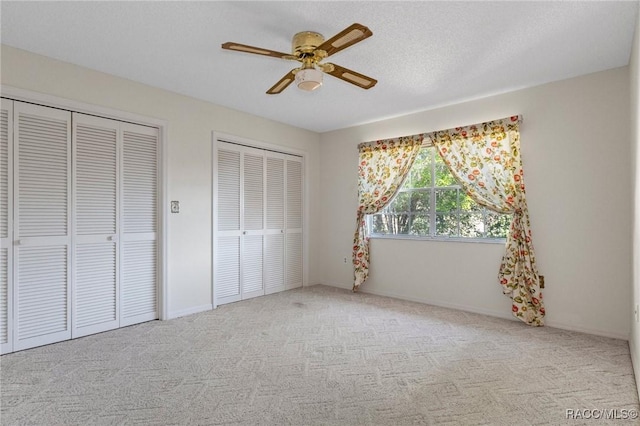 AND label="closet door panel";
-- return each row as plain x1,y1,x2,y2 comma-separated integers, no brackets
285,157,303,289
216,236,241,303
14,102,71,351
243,152,263,231
241,149,264,298
121,239,156,324
0,248,9,353
286,158,303,231
120,124,158,327
1,101,10,241
264,154,284,294
75,242,117,333
17,245,68,344
264,233,284,295
241,234,263,299
72,114,119,337
266,156,284,231
286,233,303,290
0,99,12,354
218,148,241,232
215,144,242,305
